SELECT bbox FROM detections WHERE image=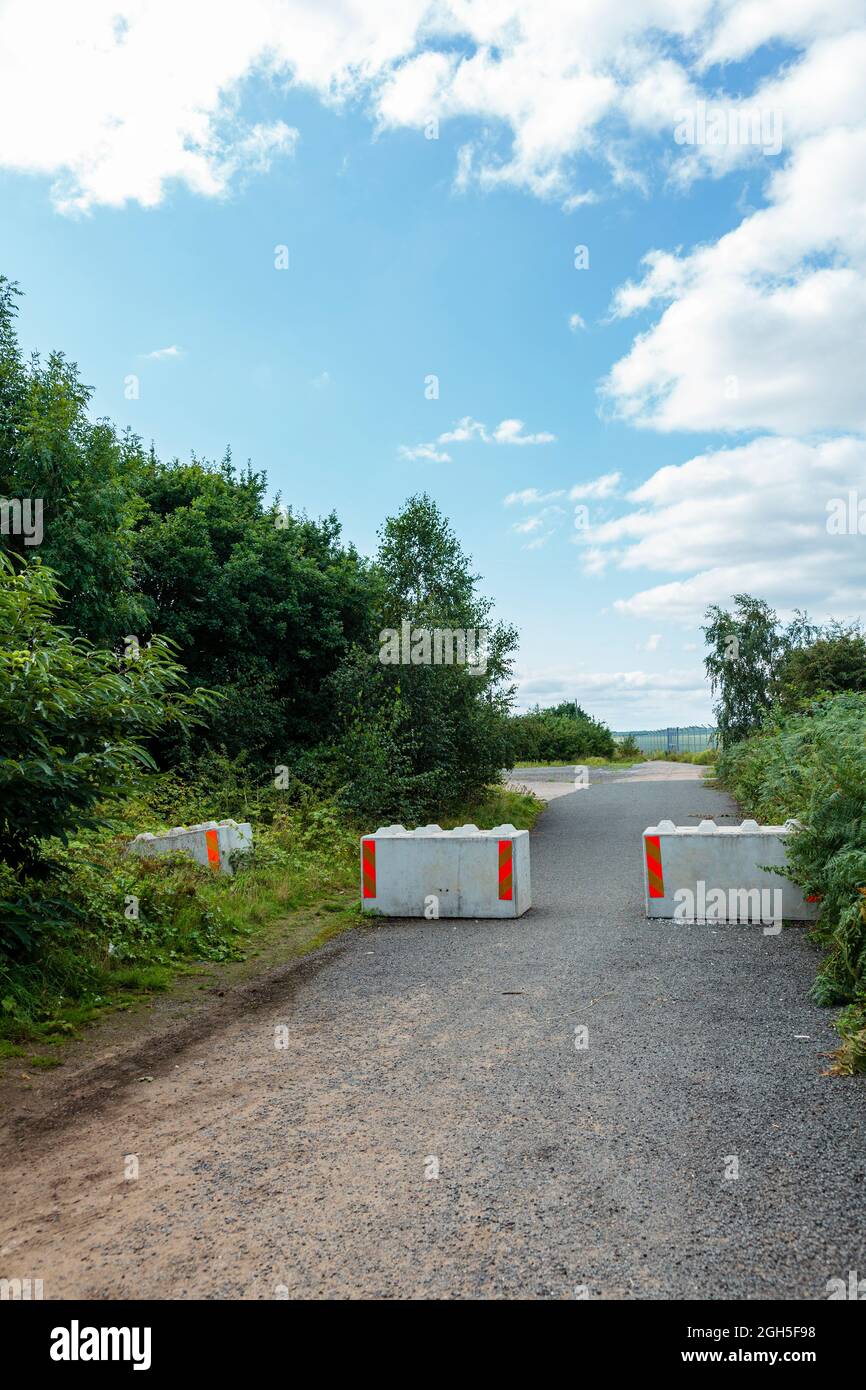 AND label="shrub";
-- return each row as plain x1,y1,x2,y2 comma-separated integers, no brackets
0,554,212,905
777,628,866,711
616,735,642,760
716,693,866,1071
507,705,615,762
